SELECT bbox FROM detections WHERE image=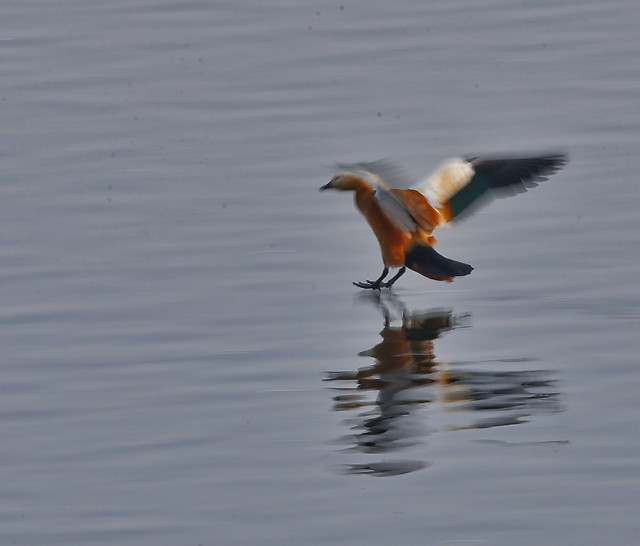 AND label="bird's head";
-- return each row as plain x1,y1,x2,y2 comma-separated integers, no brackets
319,172,366,192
